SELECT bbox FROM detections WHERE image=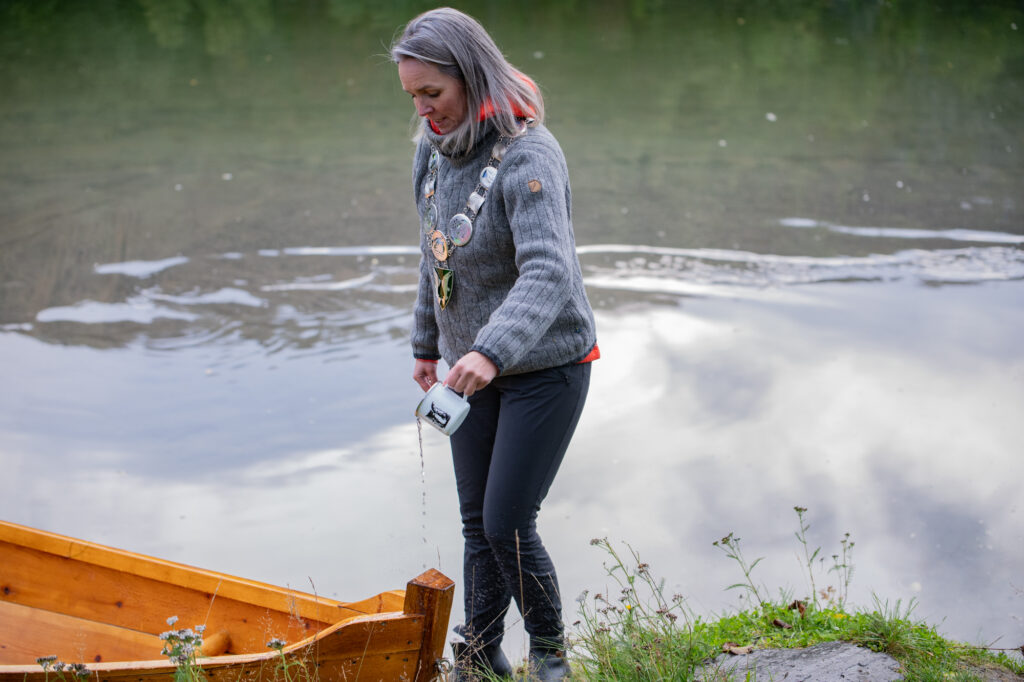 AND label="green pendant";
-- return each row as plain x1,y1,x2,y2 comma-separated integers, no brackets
434,266,454,310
